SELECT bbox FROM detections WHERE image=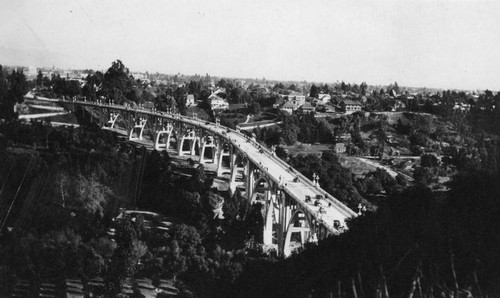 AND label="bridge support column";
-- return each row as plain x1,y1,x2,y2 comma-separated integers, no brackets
109,112,119,128
178,129,197,156
263,191,277,247
105,112,119,129
228,150,239,194
216,142,231,177
189,137,200,156
200,136,217,164
278,194,293,257
129,117,147,141
154,122,174,150
155,131,171,150
245,162,255,202
282,208,313,257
